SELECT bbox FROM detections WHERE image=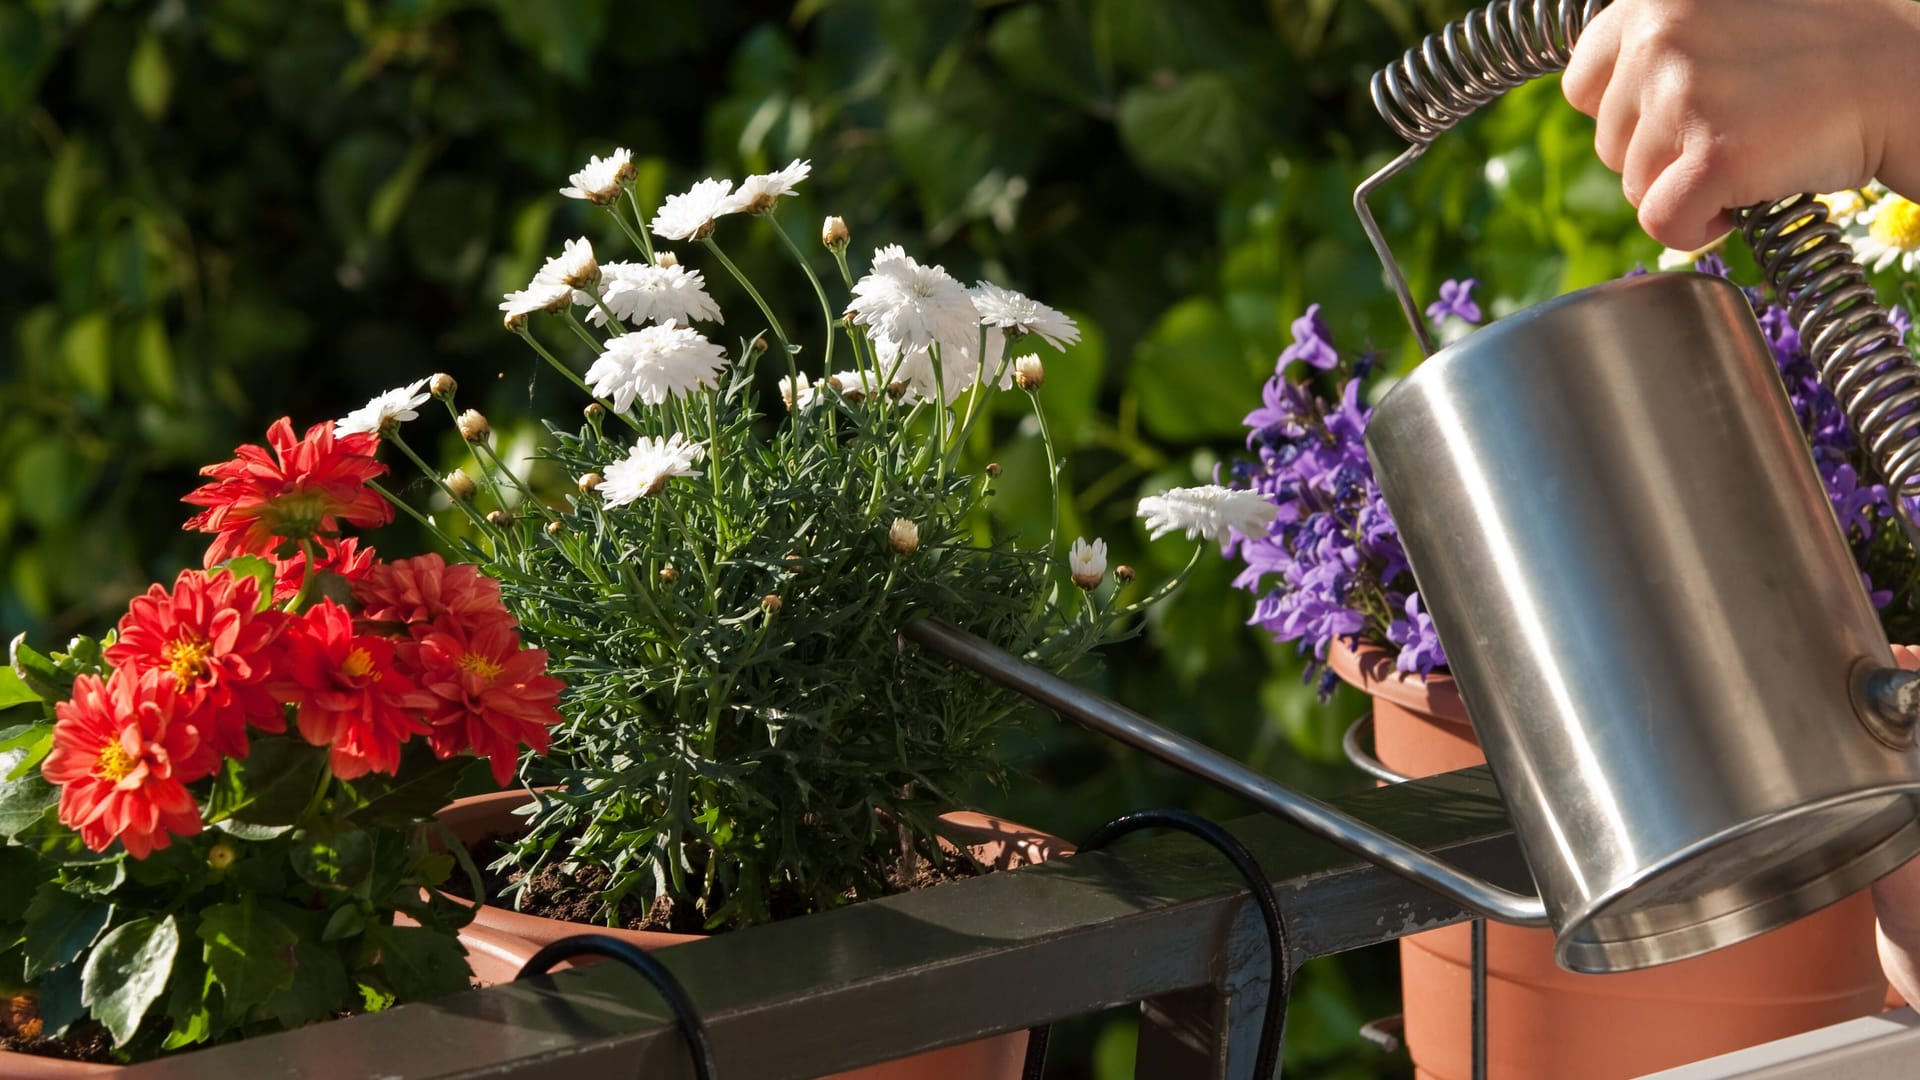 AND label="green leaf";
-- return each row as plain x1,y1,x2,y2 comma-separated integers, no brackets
4,726,52,779
203,737,328,827
81,917,179,1046
1129,297,1256,440
10,635,71,703
291,824,374,892
0,846,42,926
196,899,297,1015
258,938,352,1027
217,556,277,610
127,32,172,118
60,311,113,404
1115,74,1262,191
213,819,292,842
321,903,367,943
367,923,470,1001
160,950,213,1050
493,0,609,82
0,668,40,709
0,771,61,840
347,747,466,822
0,4,55,113
21,886,111,979
36,961,84,1037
